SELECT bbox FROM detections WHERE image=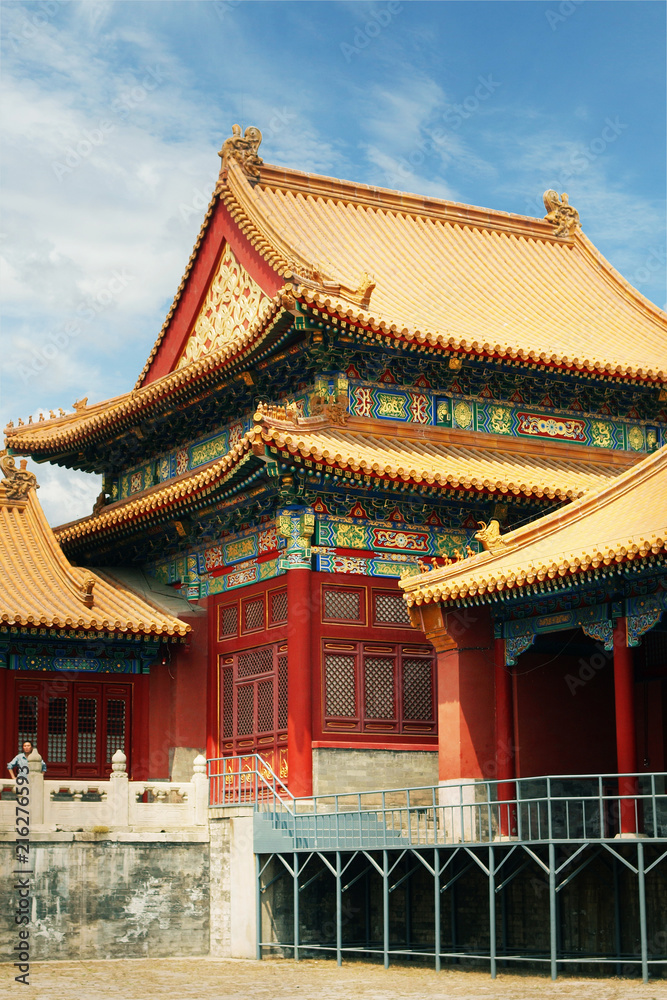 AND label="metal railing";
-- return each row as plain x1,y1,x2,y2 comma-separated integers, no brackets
208,757,667,847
